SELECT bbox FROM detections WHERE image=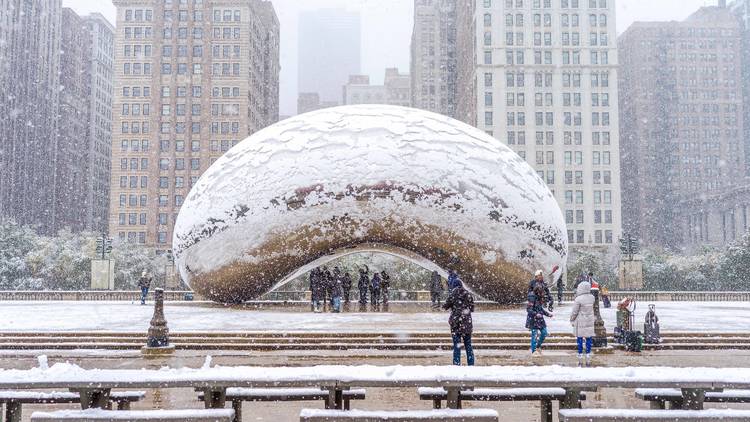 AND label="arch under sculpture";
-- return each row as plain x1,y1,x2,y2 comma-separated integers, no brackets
173,105,568,303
